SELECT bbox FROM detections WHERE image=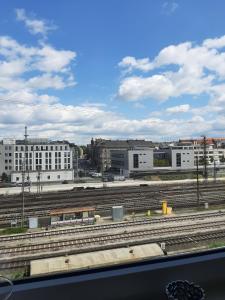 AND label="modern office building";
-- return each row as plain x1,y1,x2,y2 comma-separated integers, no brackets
111,148,154,176
0,138,74,183
88,138,154,171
